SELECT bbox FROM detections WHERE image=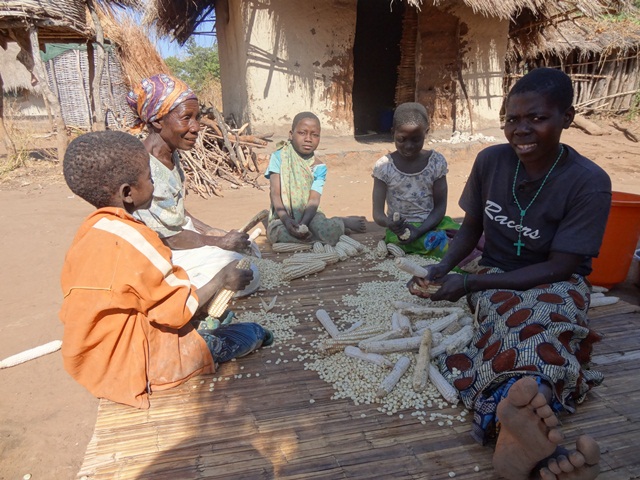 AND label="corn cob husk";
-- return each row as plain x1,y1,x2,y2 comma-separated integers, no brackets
271,242,313,253
339,234,365,252
207,257,252,318
312,241,325,253
412,329,432,392
284,252,340,265
386,243,405,257
376,356,411,398
375,240,389,258
282,260,326,280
